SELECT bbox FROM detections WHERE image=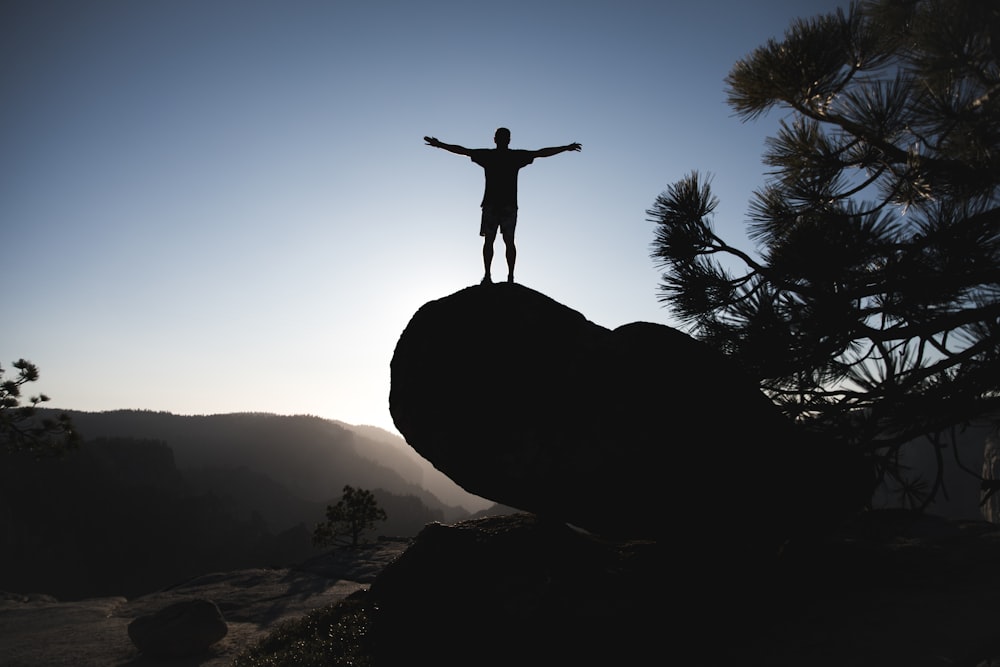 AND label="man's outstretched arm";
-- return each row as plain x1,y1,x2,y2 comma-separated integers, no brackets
424,136,472,156
531,142,582,158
